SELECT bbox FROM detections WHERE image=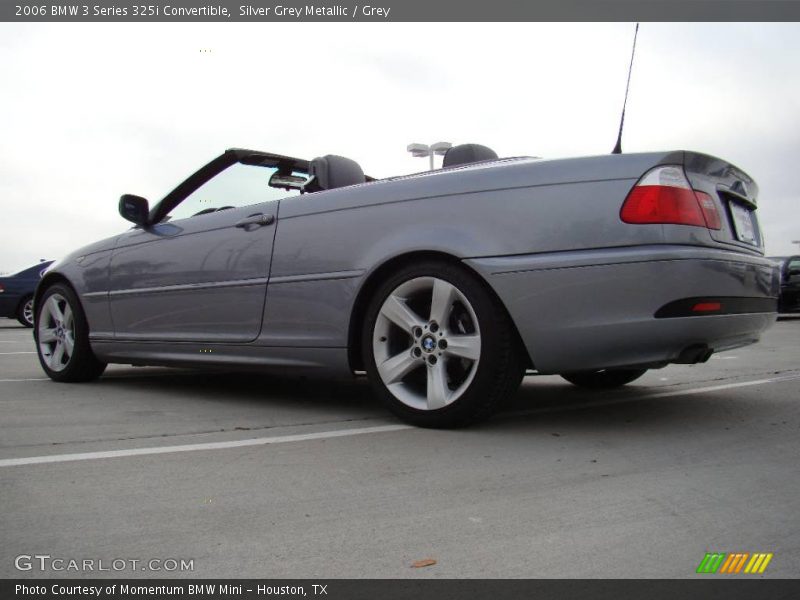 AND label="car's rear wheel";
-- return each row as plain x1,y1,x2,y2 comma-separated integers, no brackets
560,368,647,389
362,261,523,428
16,296,34,327
35,283,106,382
